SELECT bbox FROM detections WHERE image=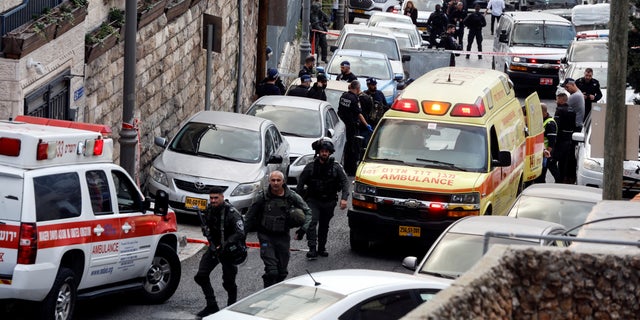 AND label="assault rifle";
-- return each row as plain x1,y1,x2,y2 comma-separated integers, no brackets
196,209,217,253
